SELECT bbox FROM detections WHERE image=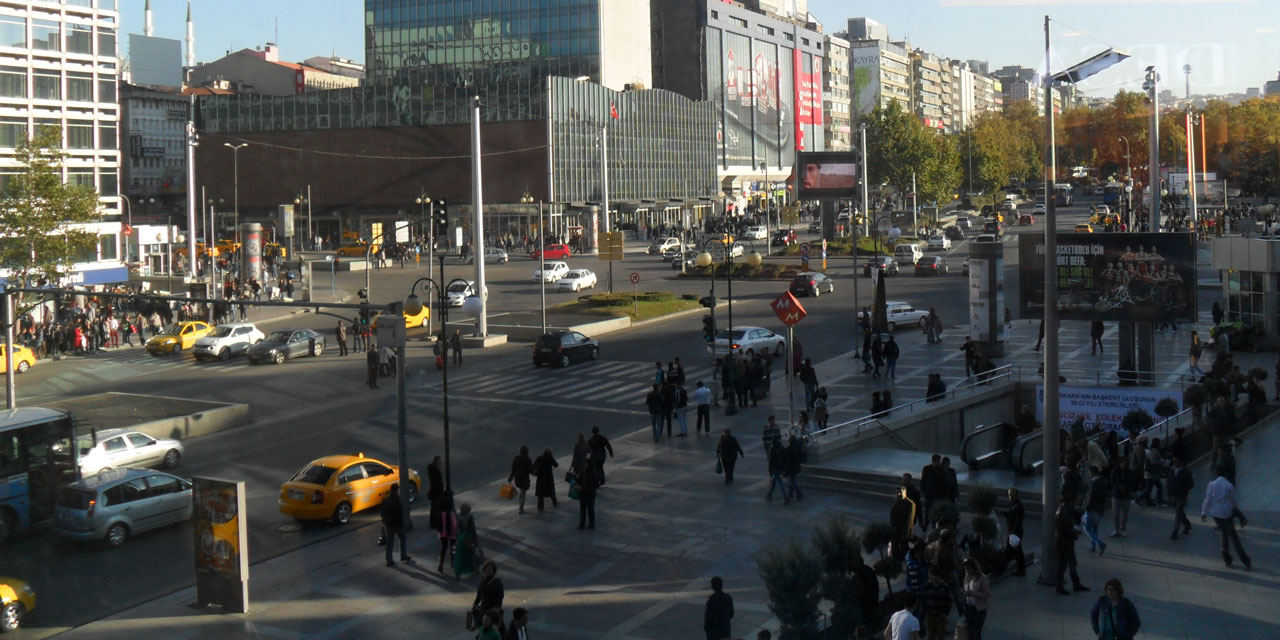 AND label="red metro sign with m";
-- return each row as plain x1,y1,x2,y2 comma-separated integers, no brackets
771,291,807,327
